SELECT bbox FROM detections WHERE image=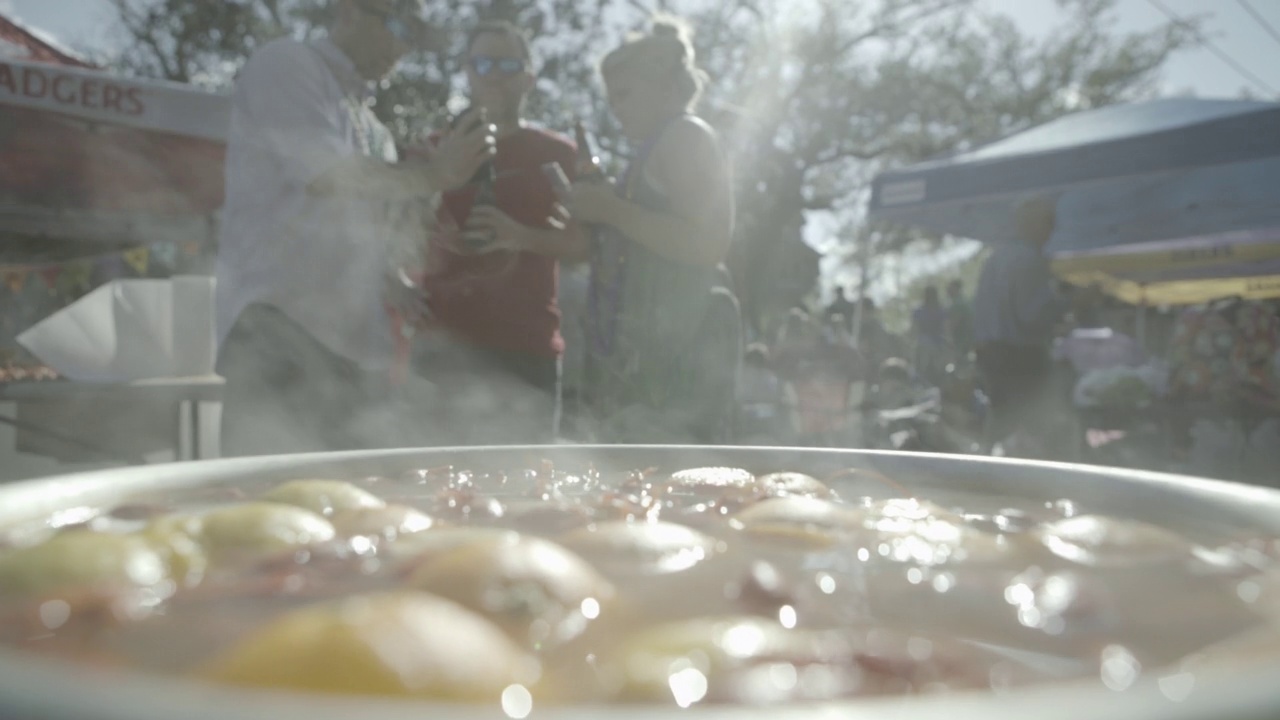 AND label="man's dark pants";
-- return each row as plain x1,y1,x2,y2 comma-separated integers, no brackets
975,341,1052,448
217,303,403,457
